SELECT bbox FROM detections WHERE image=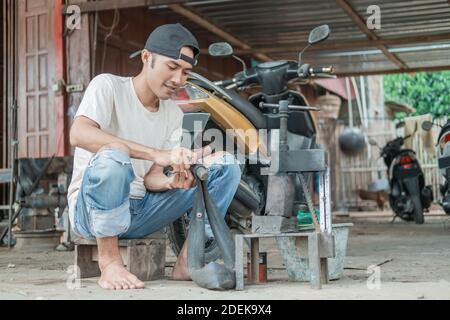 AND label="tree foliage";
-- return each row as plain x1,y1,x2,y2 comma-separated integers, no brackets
384,71,450,119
